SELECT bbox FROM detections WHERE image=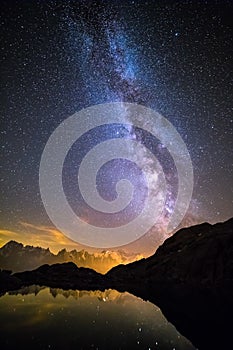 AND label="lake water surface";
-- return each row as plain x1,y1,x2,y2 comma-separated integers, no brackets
0,286,196,350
